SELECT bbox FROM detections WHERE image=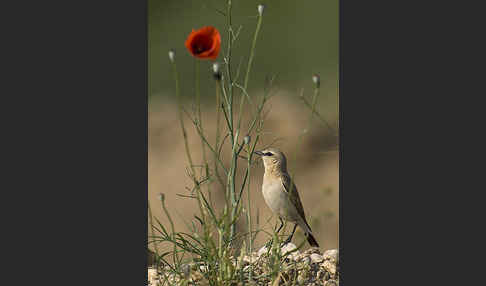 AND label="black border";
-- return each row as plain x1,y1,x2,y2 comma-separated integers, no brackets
3,0,147,284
